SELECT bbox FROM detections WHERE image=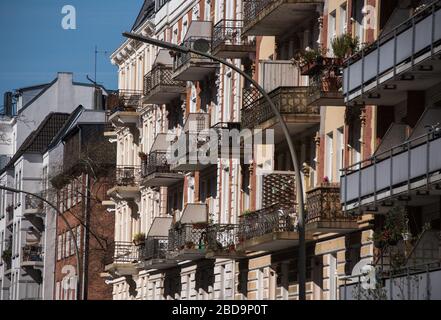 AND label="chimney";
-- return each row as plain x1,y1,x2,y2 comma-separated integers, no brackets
3,92,13,117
